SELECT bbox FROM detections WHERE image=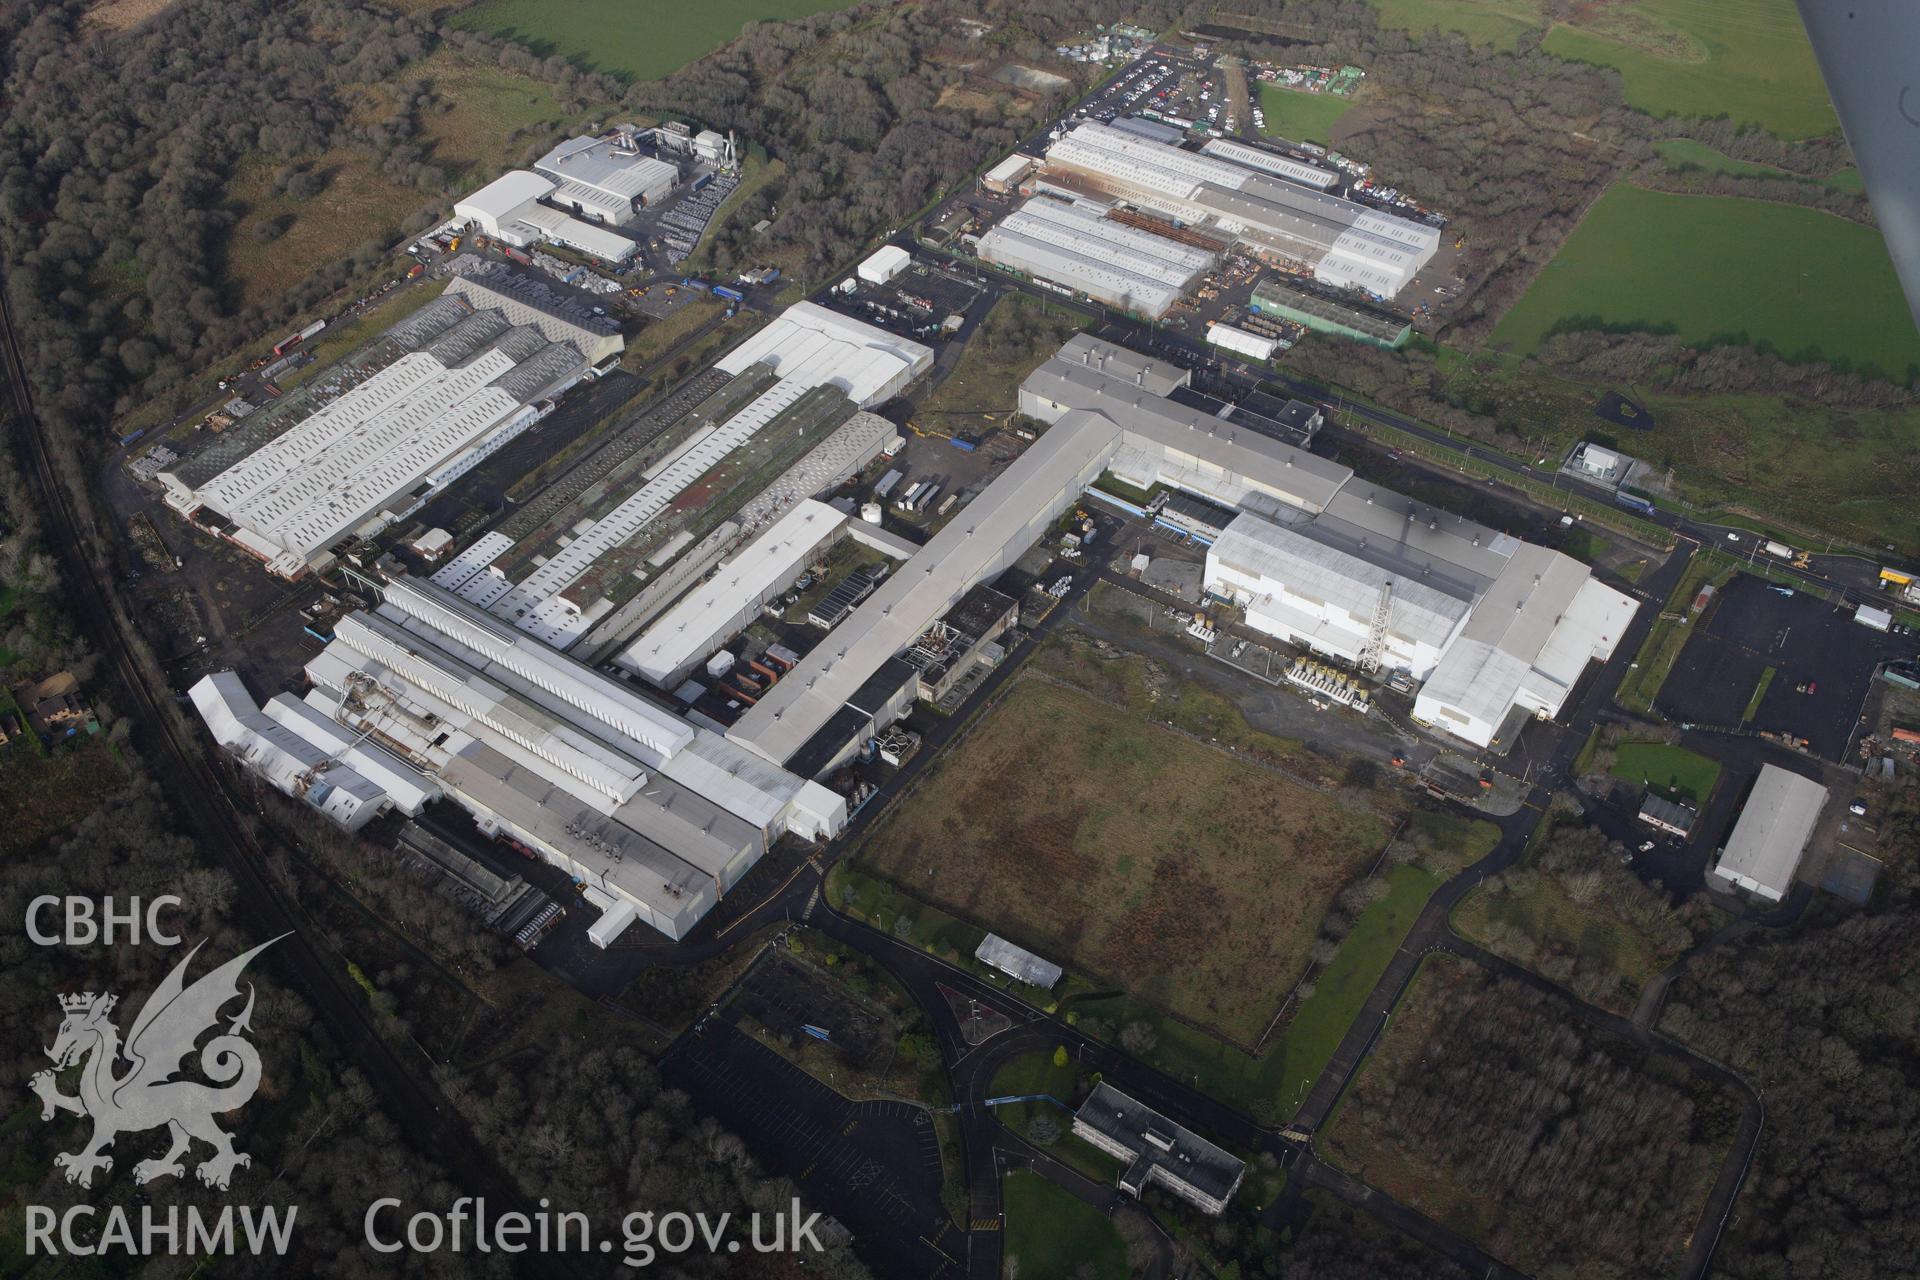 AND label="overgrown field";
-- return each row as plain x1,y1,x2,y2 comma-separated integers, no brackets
1491,184,1919,380
449,0,866,82
1370,0,1835,136
1435,352,1920,557
221,151,426,306
1325,955,1737,1277
911,292,1086,429
859,676,1389,1042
